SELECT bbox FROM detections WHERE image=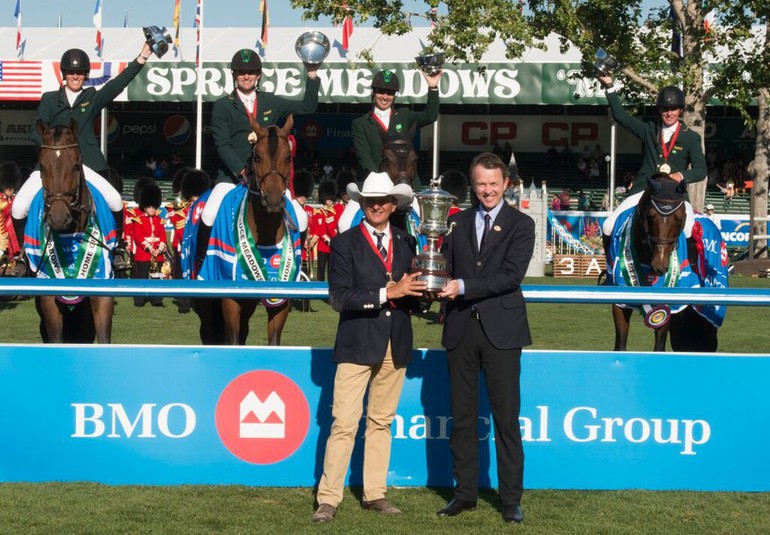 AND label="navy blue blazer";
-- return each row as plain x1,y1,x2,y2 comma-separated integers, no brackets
329,223,419,366
441,203,535,350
